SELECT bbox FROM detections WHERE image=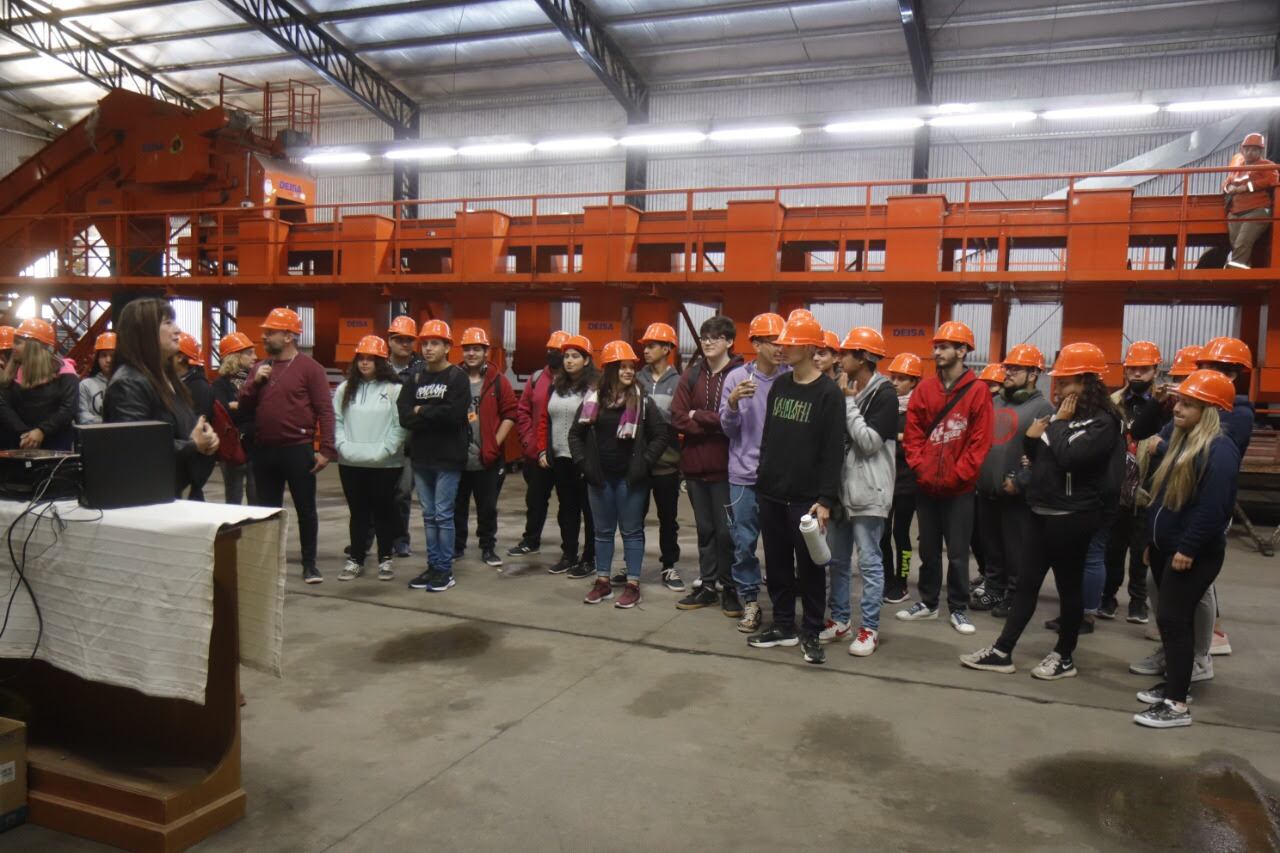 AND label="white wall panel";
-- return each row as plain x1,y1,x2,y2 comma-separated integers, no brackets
1123,304,1240,369
1007,301,1063,362
951,303,993,366
810,302,884,337
0,132,45,178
